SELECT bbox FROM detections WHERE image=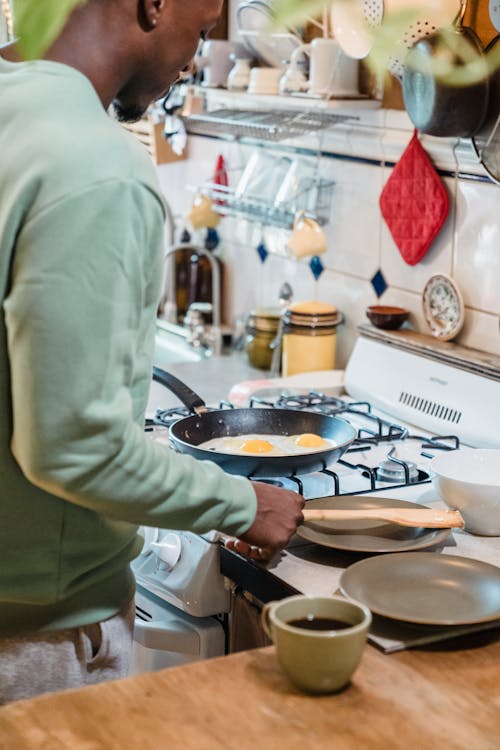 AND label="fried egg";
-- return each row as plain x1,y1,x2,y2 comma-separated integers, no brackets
199,433,336,456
